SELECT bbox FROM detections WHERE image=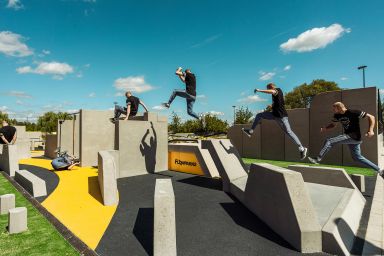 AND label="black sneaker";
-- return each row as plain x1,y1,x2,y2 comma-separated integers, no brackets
109,118,118,123
242,128,253,138
308,157,319,164
161,103,170,109
300,147,308,160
